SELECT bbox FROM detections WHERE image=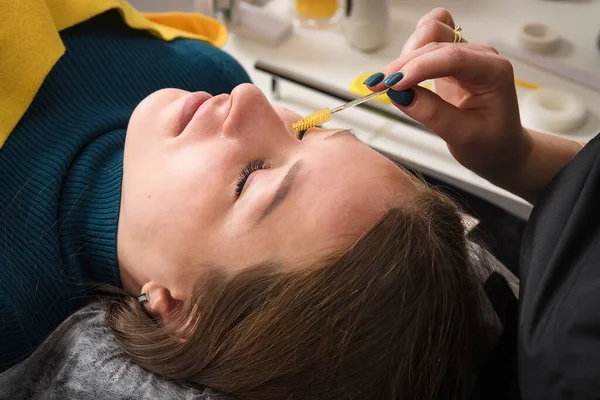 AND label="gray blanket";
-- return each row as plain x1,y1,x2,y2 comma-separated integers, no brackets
0,303,231,400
